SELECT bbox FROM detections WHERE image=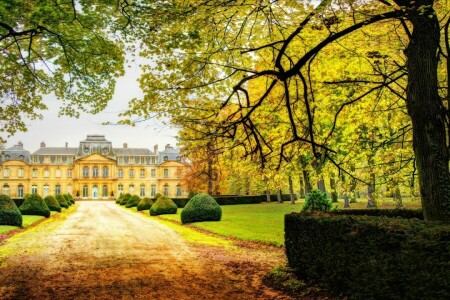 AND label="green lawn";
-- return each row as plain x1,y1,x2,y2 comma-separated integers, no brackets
0,215,46,234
